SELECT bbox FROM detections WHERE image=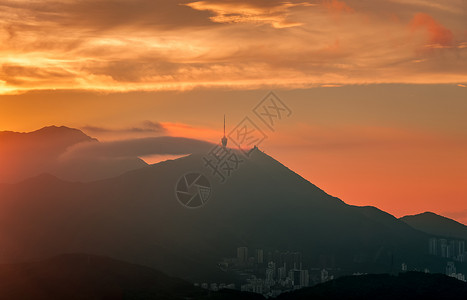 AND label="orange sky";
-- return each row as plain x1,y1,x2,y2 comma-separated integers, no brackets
0,0,466,92
0,1,466,223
